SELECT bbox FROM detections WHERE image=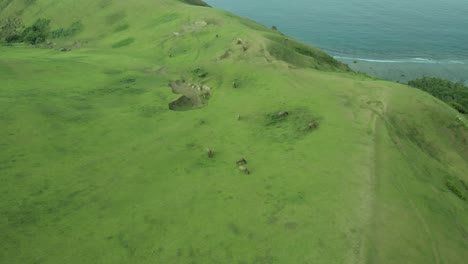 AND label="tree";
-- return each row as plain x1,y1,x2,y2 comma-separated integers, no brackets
0,17,24,43
22,18,51,44
408,77,468,114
